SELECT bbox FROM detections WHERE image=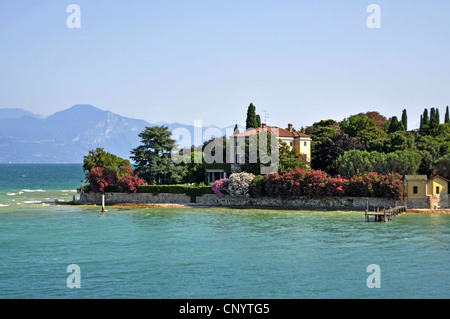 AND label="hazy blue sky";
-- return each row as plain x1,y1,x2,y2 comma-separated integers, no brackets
1,0,449,129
